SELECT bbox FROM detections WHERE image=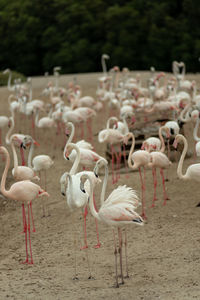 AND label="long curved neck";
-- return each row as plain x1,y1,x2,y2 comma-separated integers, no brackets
179,103,191,122
193,117,200,142
106,117,118,129
6,117,14,144
177,136,188,179
10,137,19,172
159,126,166,153
86,175,99,220
0,147,10,197
100,162,109,206
127,133,136,169
102,57,107,75
69,144,81,175
28,140,34,168
63,123,75,160
7,70,12,91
